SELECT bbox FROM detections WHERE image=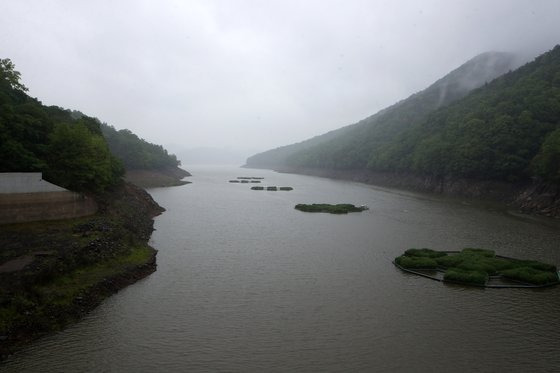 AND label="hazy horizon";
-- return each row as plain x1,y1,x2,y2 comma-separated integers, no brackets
2,0,560,156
